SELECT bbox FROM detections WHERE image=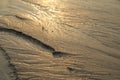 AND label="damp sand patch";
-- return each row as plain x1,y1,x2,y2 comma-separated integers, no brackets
0,48,17,80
